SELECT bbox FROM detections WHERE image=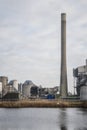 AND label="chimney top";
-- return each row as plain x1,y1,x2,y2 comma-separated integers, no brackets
61,13,66,21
